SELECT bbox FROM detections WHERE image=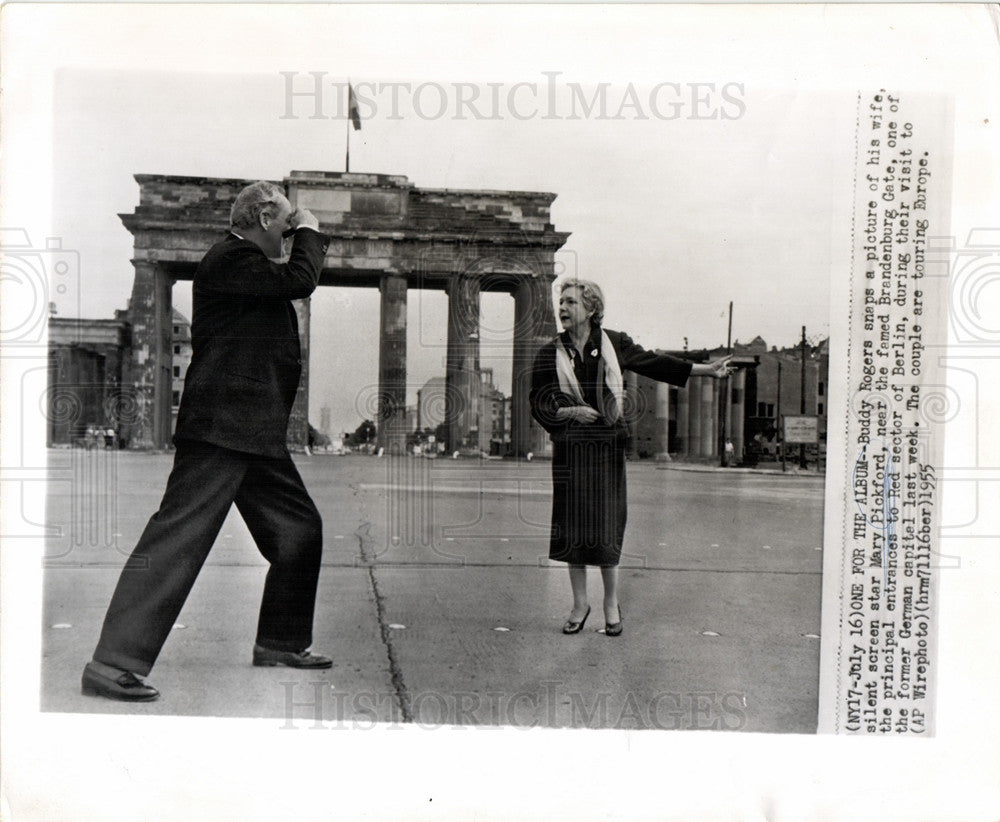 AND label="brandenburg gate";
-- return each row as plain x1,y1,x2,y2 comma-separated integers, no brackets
119,171,570,456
